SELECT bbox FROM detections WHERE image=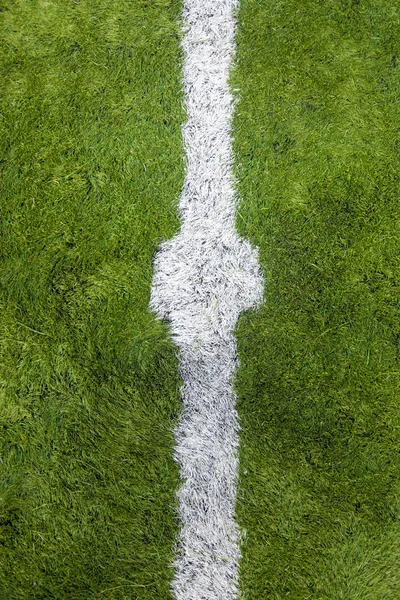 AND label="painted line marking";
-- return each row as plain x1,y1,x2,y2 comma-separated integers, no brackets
151,0,263,597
